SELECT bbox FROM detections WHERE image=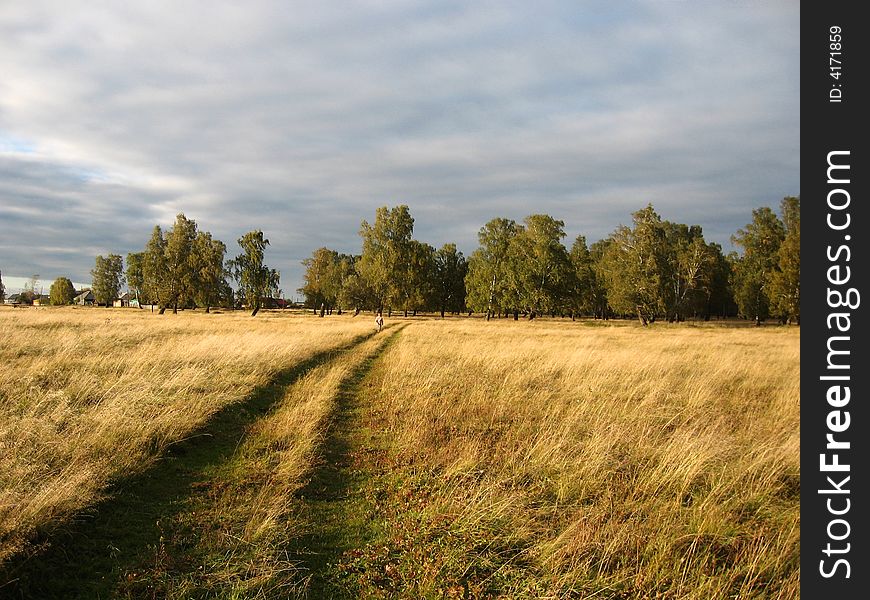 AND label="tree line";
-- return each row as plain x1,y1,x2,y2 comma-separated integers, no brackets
4,198,798,325
300,198,800,324
124,214,280,316
14,214,280,316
